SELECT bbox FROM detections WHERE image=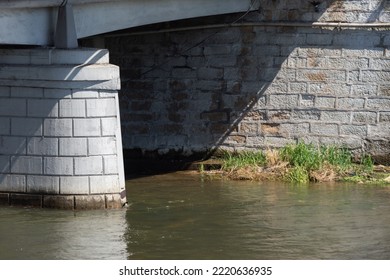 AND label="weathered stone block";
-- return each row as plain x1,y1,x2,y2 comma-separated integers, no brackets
0,193,9,205
75,195,105,210
11,118,42,136
105,194,123,209
337,98,365,109
311,123,339,136
43,195,75,210
353,112,377,123
0,174,26,192
340,125,368,137
27,175,60,194
10,194,42,207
